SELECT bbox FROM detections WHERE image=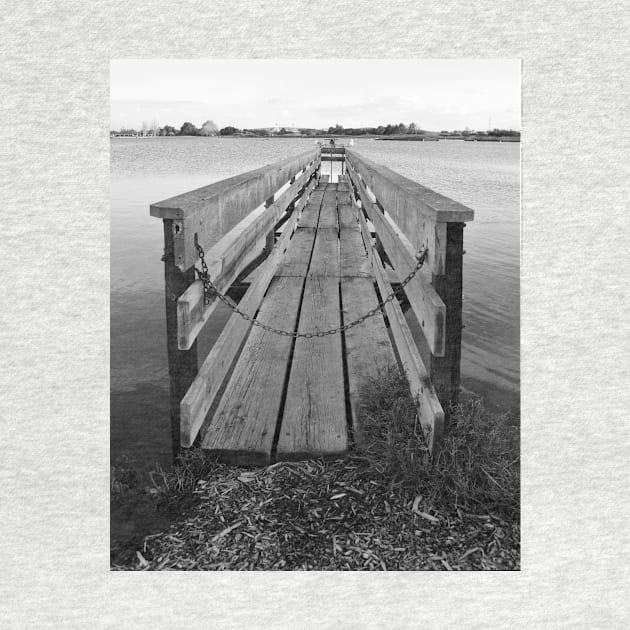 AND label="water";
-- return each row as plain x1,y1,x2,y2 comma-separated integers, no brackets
110,137,520,471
